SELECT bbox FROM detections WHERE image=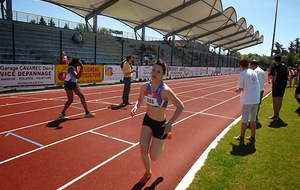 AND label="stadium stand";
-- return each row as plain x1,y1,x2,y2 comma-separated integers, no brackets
0,18,186,66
